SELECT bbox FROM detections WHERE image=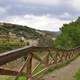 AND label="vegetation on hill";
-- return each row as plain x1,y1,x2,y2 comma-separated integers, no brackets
0,23,41,39
54,17,80,49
